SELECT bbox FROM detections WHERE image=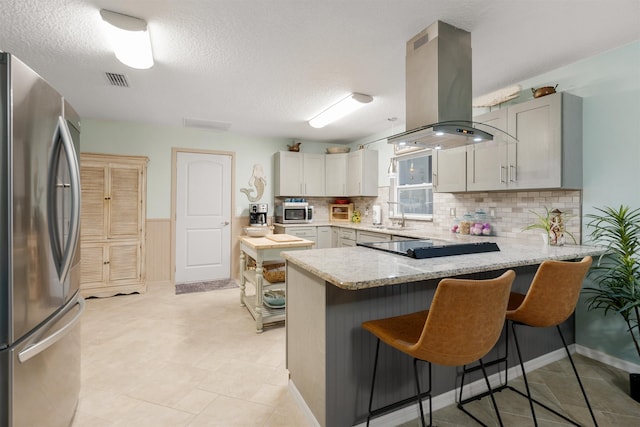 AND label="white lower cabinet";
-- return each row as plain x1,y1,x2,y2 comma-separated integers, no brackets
338,228,357,247
277,226,317,248
316,226,332,249
331,227,340,248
